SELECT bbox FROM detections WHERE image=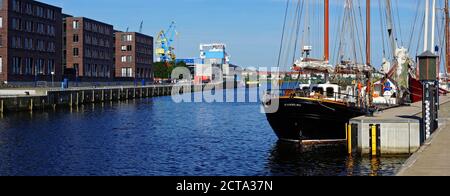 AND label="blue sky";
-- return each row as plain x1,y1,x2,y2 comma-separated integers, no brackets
40,0,446,69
